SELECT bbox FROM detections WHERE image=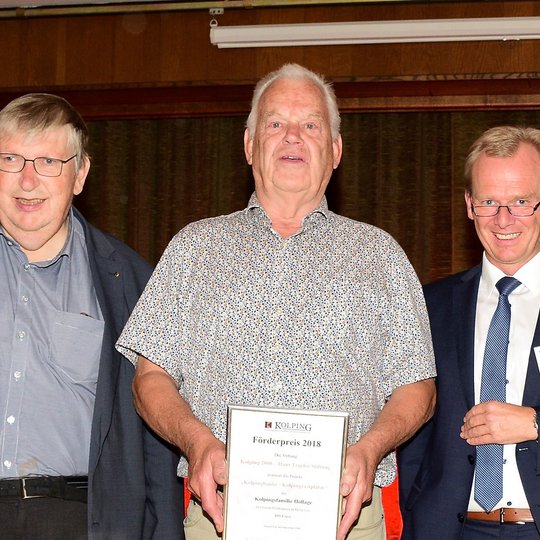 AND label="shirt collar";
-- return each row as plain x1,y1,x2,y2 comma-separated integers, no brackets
0,209,74,267
246,192,330,225
480,251,540,296
513,251,540,295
